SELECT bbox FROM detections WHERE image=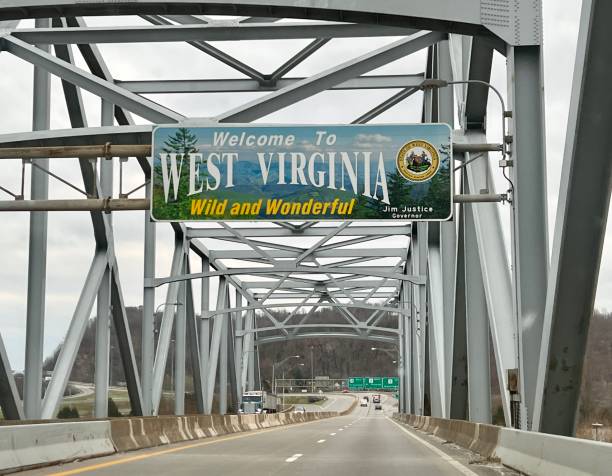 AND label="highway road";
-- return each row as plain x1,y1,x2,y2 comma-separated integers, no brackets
25,394,516,476
282,392,358,413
